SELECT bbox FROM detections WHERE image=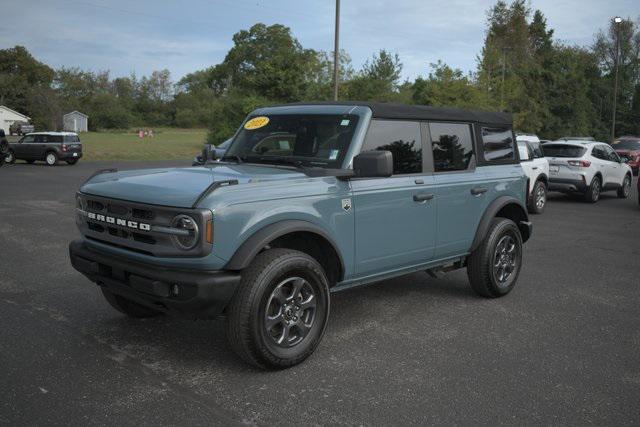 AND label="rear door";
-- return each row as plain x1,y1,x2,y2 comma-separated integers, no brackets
428,122,497,259
351,119,437,276
590,145,612,184
517,140,534,194
31,134,48,159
